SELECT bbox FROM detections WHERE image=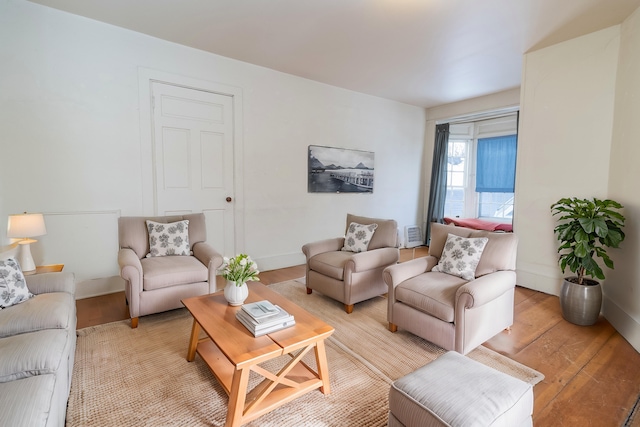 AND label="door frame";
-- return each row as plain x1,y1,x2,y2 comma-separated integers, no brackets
137,67,245,254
